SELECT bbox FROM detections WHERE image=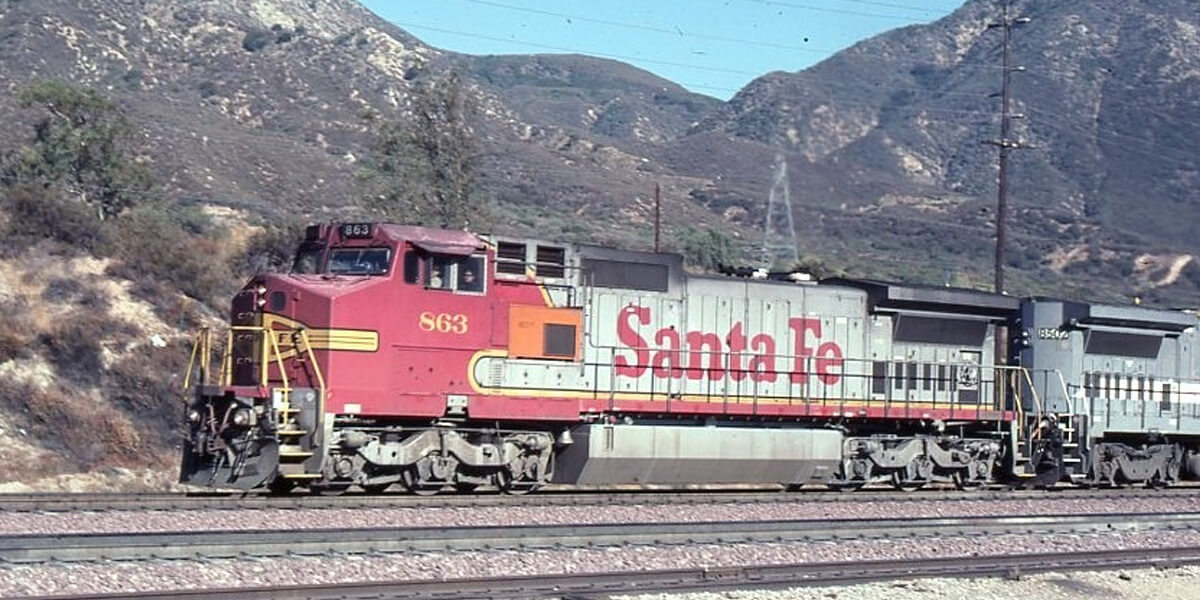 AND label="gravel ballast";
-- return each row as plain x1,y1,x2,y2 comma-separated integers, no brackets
3,495,1200,535
2,529,1200,597
615,565,1200,600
